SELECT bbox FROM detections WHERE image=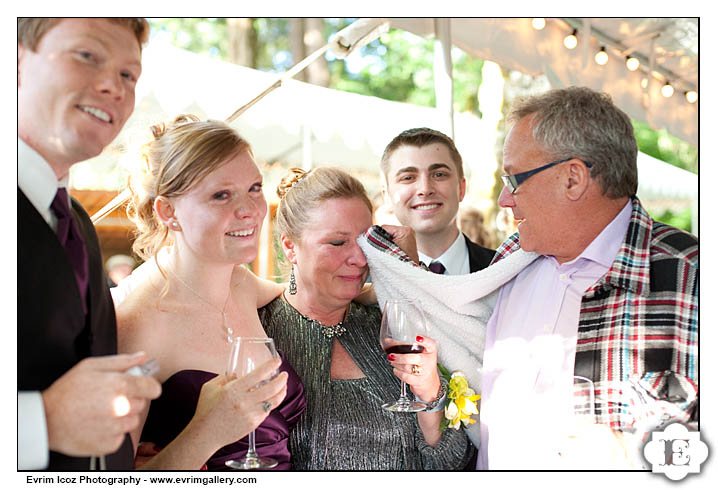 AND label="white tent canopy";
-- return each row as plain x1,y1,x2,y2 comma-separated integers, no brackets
393,18,698,146
72,40,696,230
73,41,495,198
